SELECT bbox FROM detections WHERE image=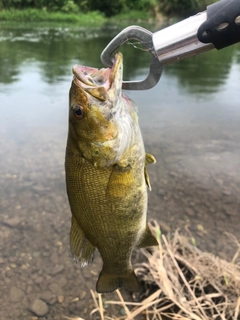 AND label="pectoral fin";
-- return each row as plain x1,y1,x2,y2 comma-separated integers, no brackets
70,215,96,267
107,164,134,198
144,153,156,191
137,226,158,248
144,167,151,191
145,153,156,165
